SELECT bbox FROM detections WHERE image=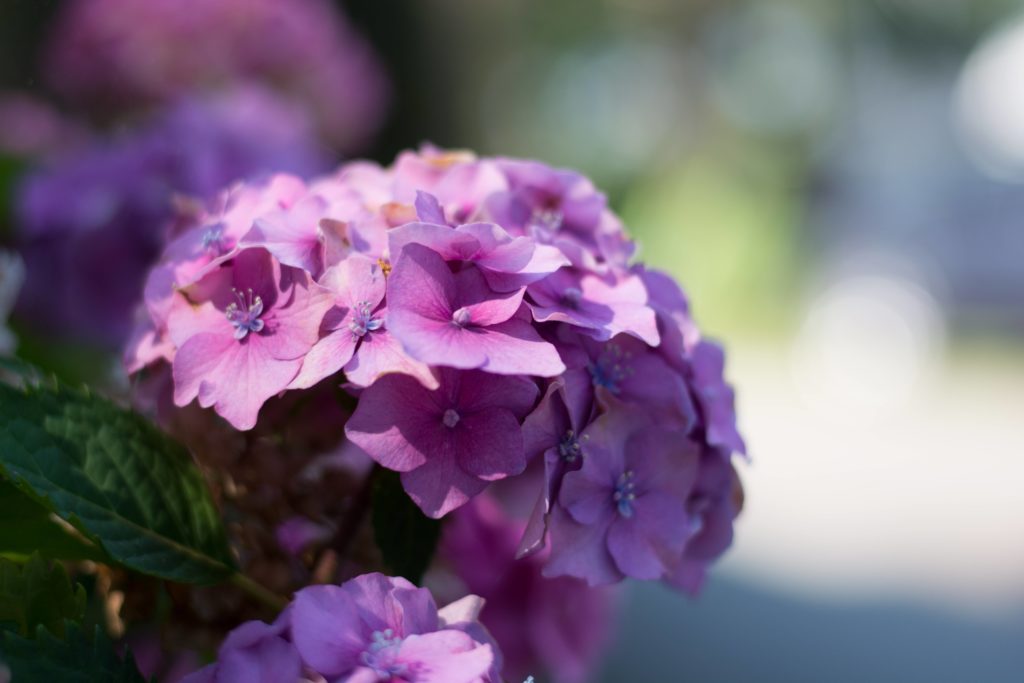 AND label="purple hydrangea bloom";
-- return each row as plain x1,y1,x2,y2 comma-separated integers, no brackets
346,368,538,518
544,402,701,585
126,148,747,591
